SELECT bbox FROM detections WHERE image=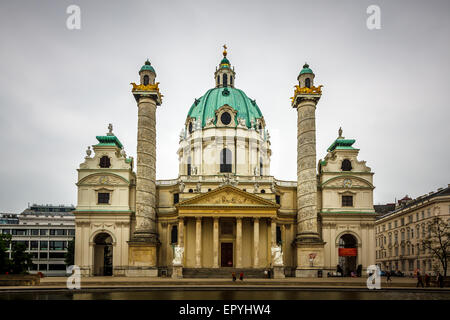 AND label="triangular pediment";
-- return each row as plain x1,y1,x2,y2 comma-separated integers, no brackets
176,185,278,208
